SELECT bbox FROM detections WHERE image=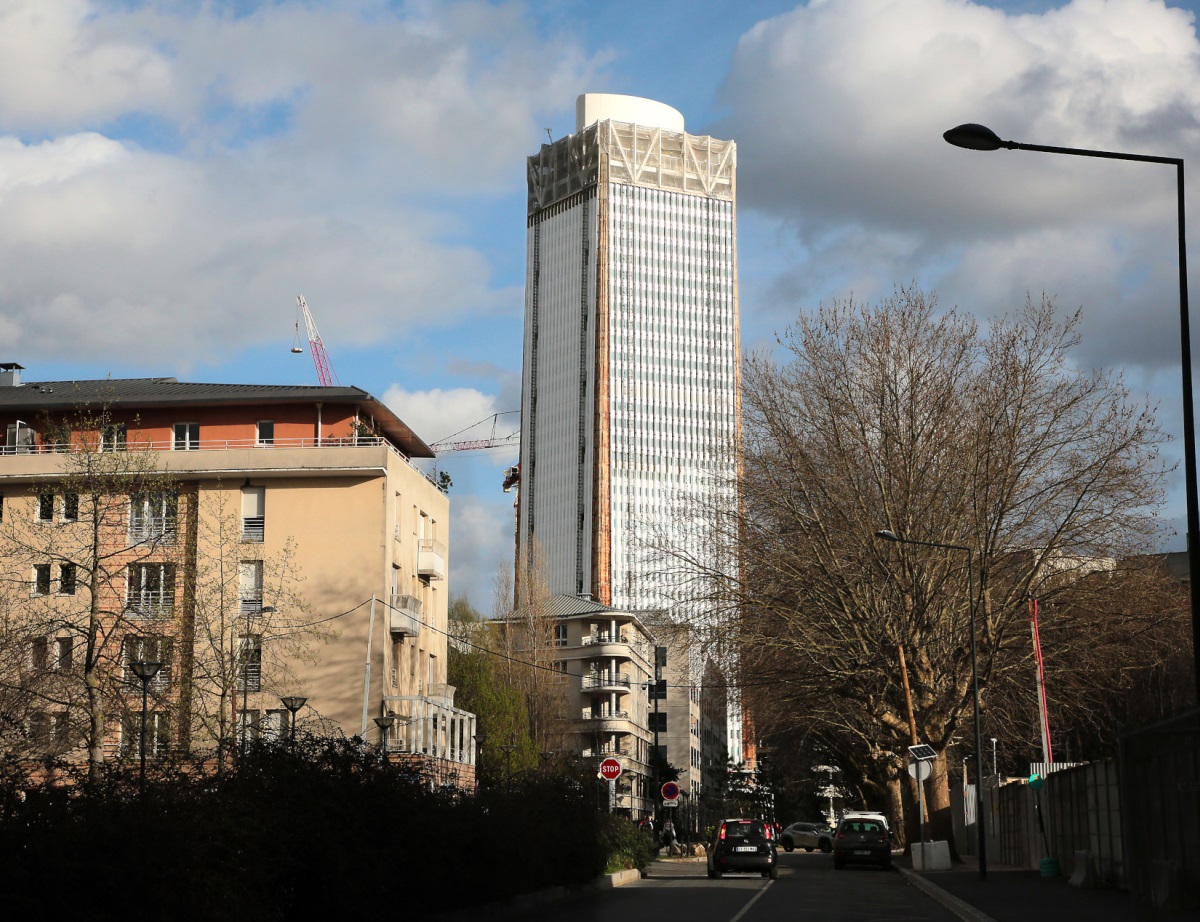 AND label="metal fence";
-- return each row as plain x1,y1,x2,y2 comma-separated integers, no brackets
1120,708,1200,916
